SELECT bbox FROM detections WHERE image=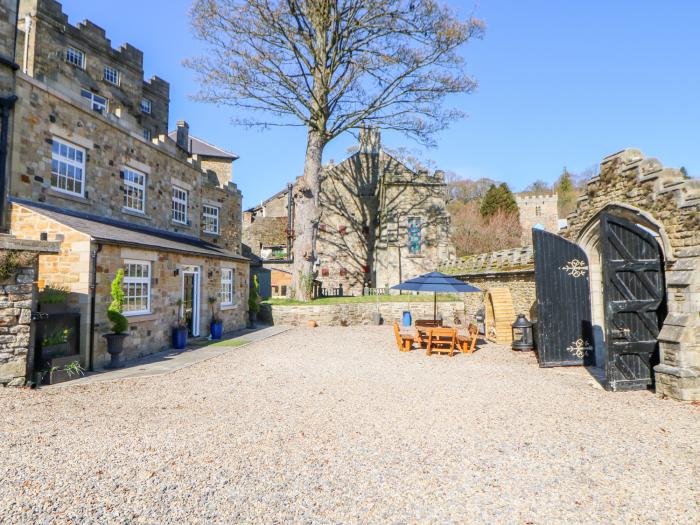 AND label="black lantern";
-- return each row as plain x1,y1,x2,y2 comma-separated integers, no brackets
511,314,534,351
